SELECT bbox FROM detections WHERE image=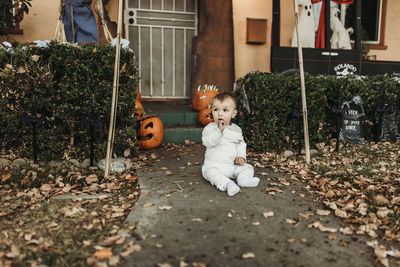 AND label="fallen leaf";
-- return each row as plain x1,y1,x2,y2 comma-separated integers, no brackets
94,248,112,259
242,252,255,259
278,177,290,186
159,205,172,210
1,173,11,182
316,209,331,216
109,255,120,266
263,211,274,218
85,174,98,185
40,183,52,192
327,234,337,240
120,244,142,256
285,218,297,224
374,195,390,206
128,175,138,182
124,148,131,157
299,212,313,219
375,245,389,267
334,209,349,218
